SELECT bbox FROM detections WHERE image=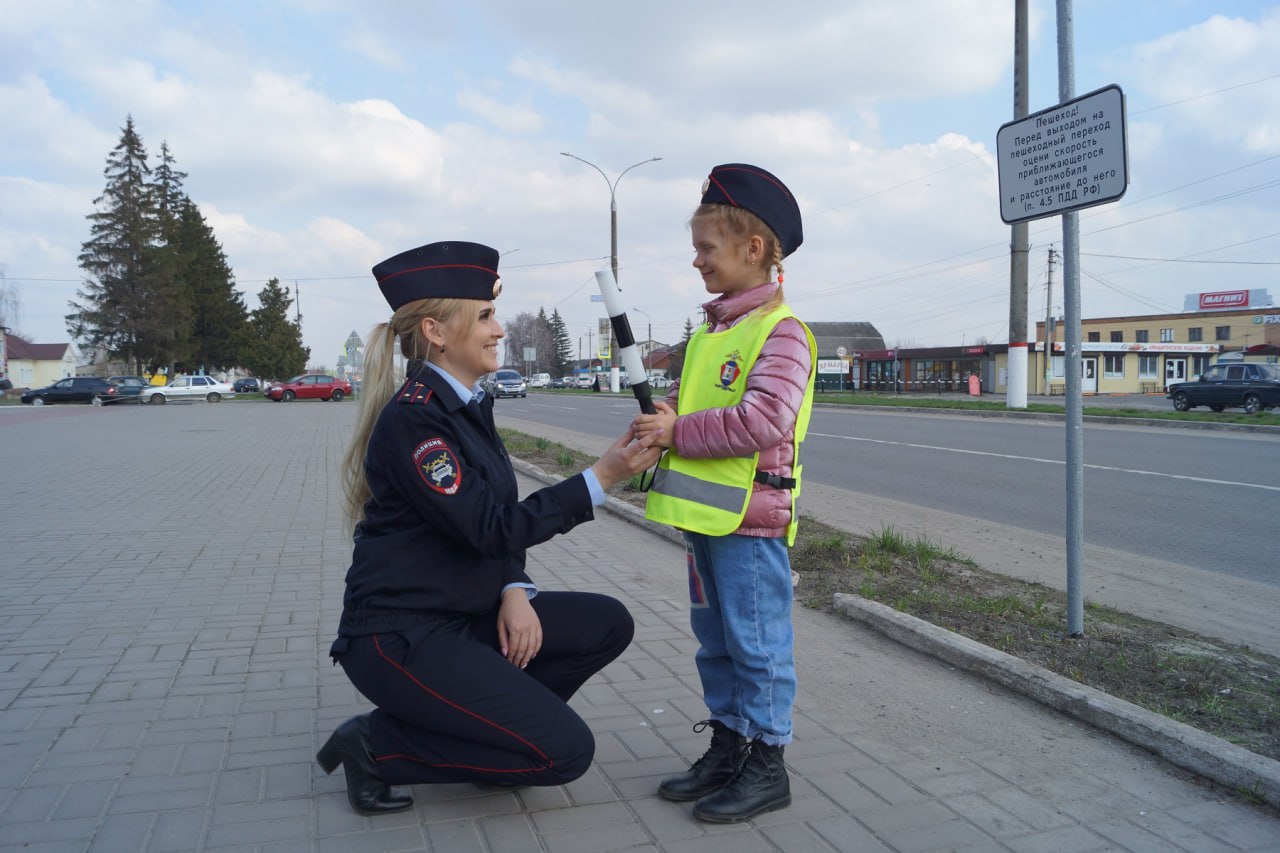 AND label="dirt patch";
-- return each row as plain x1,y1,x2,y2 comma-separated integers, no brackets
500,428,1280,778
